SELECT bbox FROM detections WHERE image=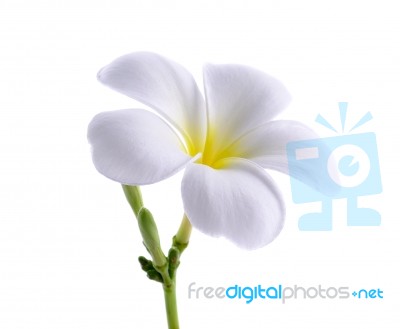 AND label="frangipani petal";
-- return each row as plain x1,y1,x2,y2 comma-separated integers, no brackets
202,63,291,164
88,109,193,185
181,158,285,250
226,120,338,195
97,52,206,155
